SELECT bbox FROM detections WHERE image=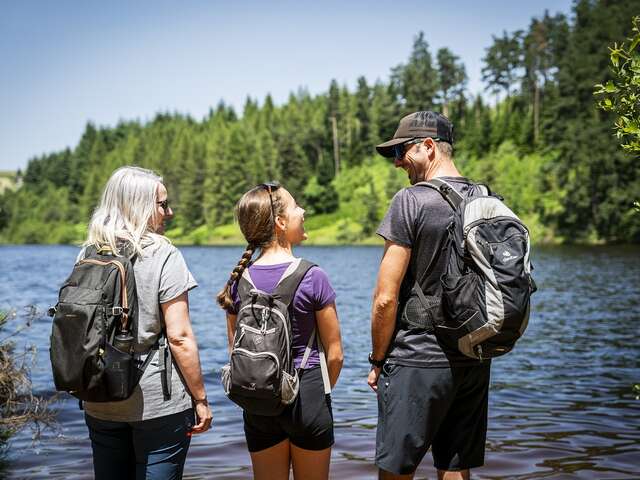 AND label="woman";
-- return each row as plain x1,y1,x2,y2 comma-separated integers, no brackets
217,182,343,480
81,166,212,479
